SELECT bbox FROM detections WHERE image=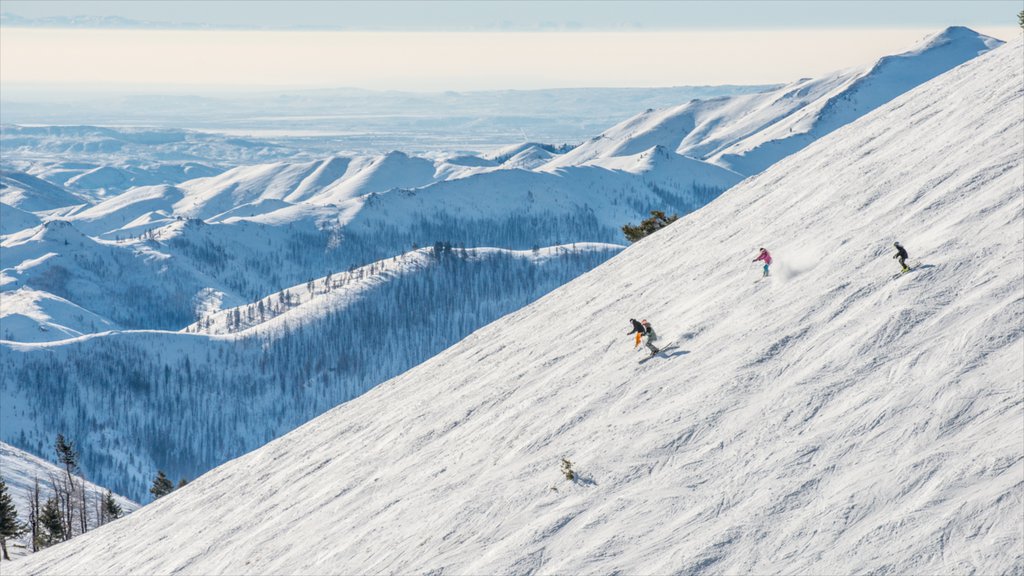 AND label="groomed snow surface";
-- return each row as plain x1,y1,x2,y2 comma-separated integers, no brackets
10,37,1022,576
